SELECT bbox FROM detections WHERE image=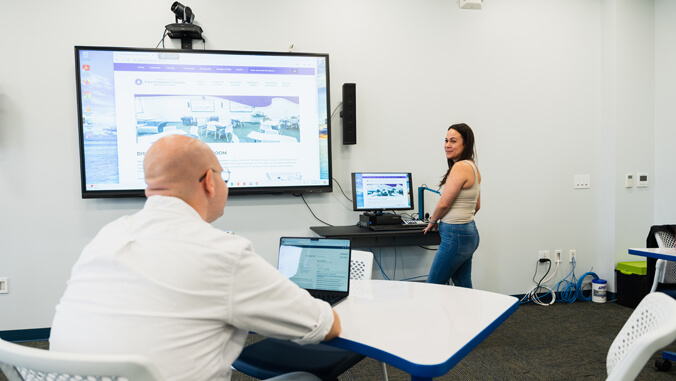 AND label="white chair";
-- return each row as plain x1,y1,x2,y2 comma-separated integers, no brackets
606,292,676,381
218,125,234,142
649,229,676,371
0,338,164,381
206,122,218,139
650,230,676,293
350,250,374,281
189,126,200,139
